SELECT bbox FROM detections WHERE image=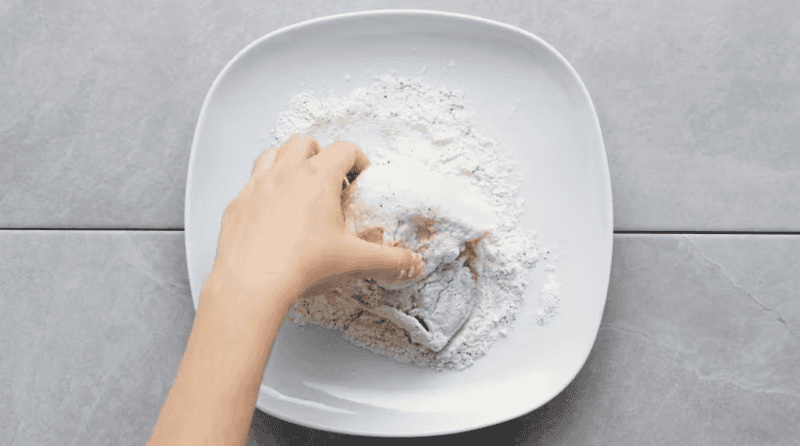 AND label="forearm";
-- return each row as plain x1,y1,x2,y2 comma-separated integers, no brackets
148,276,295,446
